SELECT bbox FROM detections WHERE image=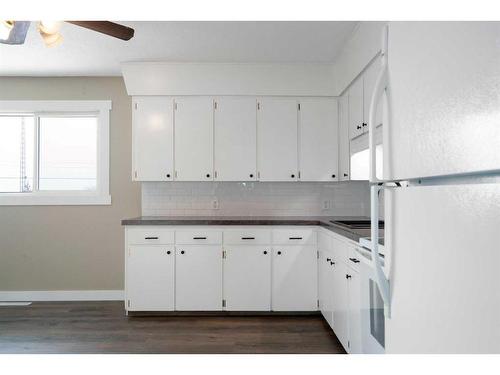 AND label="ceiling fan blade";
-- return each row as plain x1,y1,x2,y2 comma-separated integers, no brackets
0,21,30,45
66,21,134,41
